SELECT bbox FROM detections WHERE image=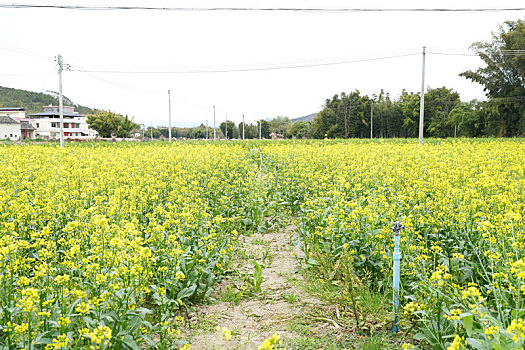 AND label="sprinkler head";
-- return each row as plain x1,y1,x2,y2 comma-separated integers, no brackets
392,222,405,235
